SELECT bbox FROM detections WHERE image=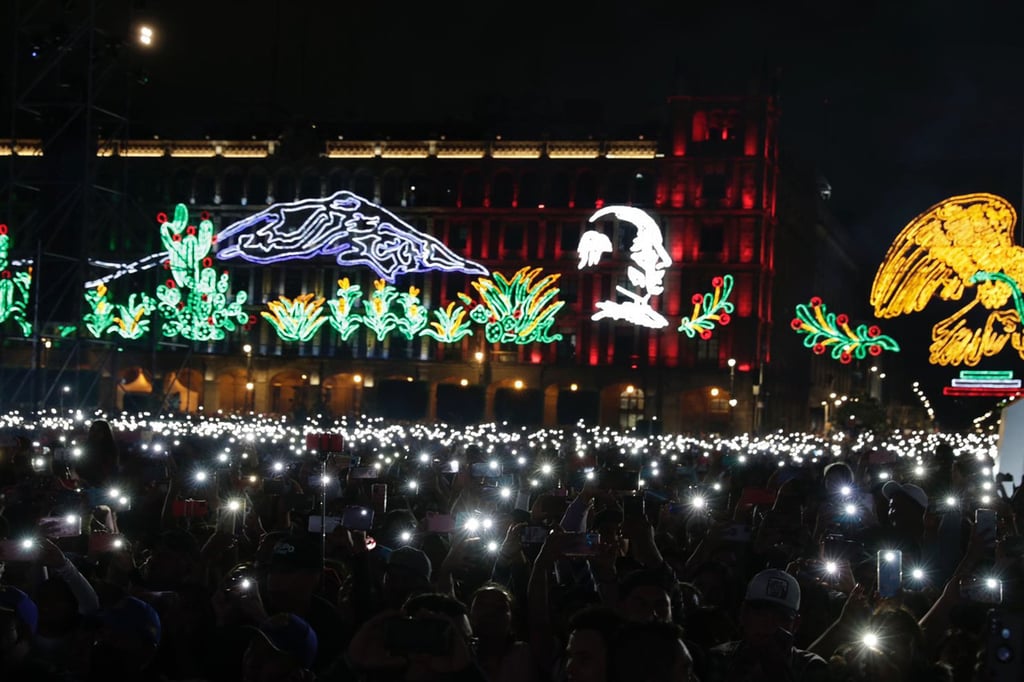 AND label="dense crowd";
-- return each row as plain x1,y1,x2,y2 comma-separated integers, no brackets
0,413,1017,681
